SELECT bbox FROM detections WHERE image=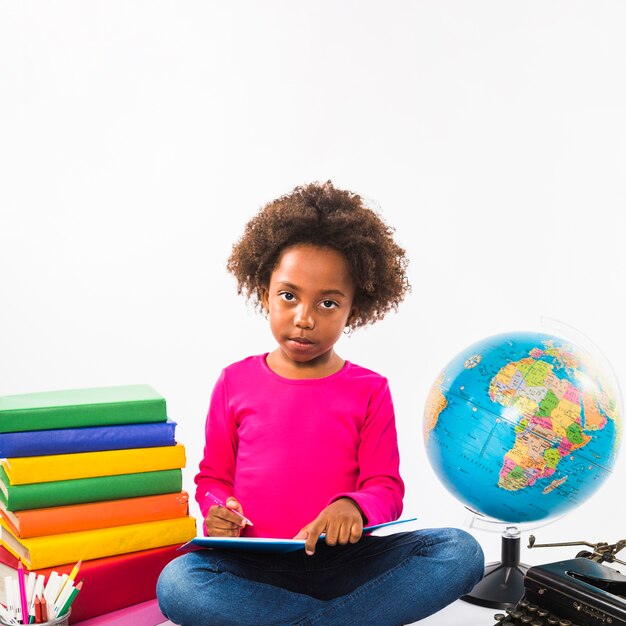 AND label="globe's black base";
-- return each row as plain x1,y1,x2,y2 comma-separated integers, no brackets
461,529,528,609
461,560,528,609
